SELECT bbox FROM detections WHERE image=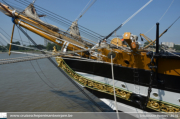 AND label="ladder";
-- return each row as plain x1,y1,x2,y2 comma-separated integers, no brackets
133,55,140,94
